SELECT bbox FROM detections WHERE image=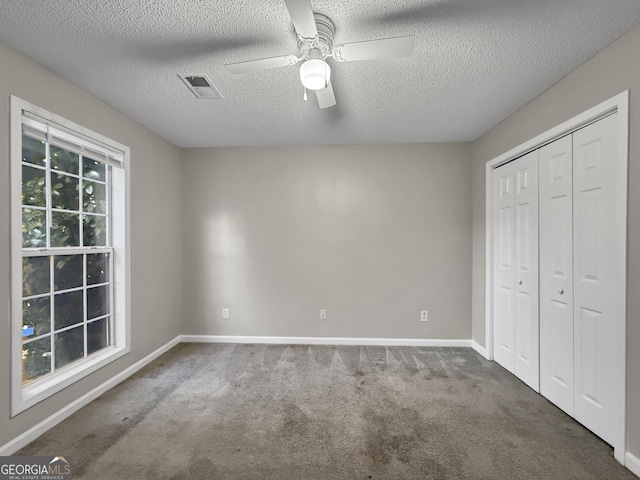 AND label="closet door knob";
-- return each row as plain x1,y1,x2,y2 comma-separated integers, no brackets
518,280,523,285
558,288,564,295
